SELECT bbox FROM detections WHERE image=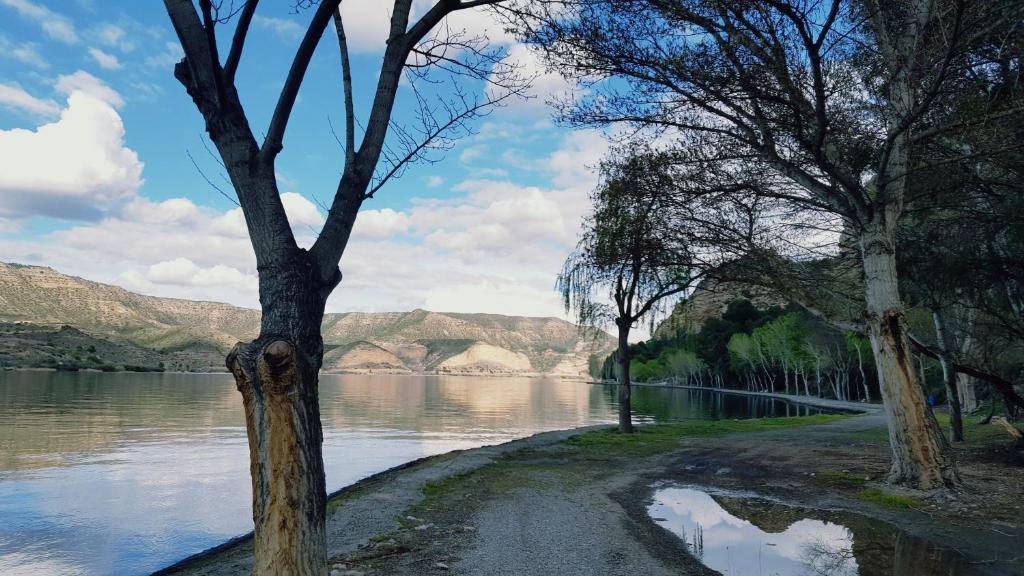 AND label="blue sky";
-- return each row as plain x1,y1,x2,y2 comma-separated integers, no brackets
0,0,611,318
